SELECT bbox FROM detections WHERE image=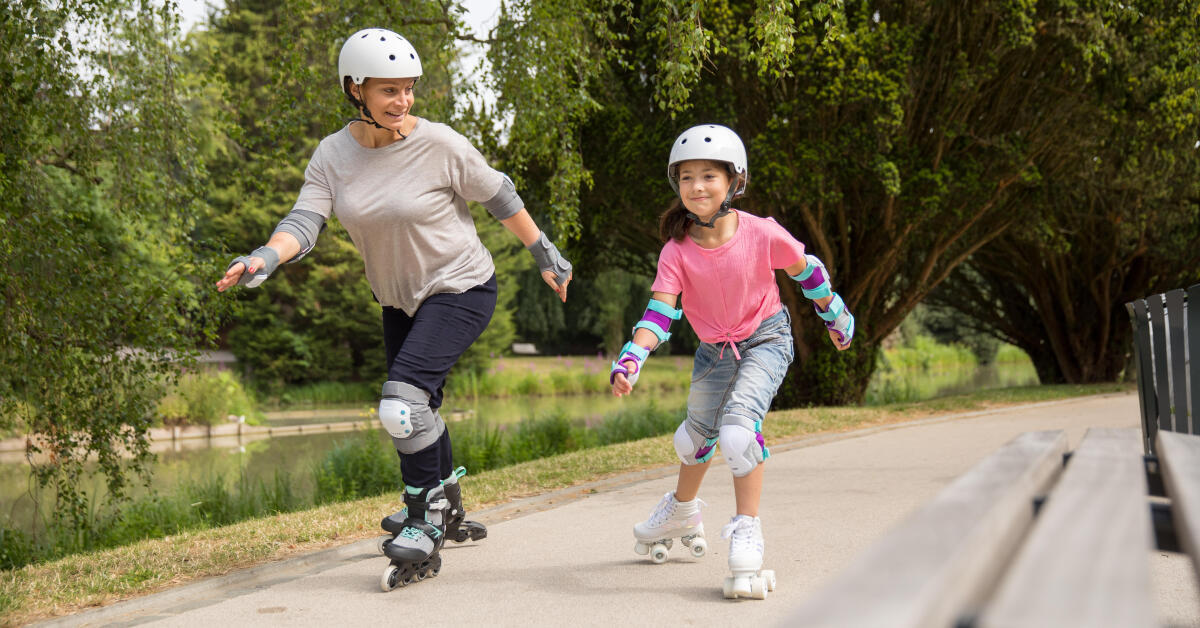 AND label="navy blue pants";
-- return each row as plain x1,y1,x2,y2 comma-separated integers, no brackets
382,275,496,489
